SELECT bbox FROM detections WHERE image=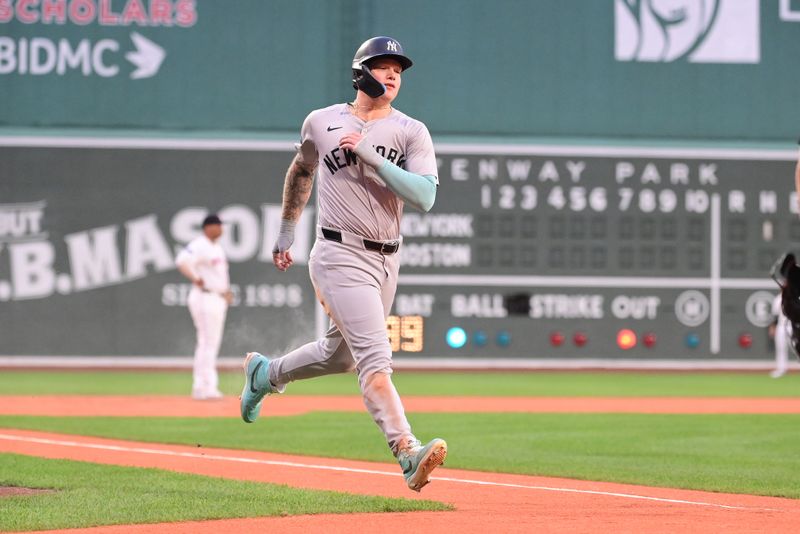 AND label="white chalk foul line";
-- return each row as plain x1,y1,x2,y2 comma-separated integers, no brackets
0,433,777,512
